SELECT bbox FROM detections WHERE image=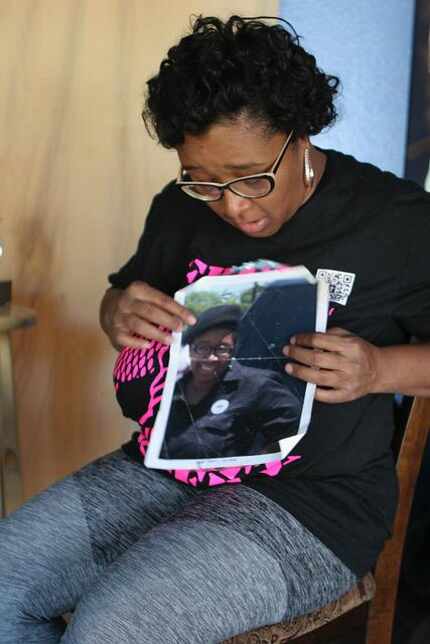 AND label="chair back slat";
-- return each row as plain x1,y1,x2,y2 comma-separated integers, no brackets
366,396,430,644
